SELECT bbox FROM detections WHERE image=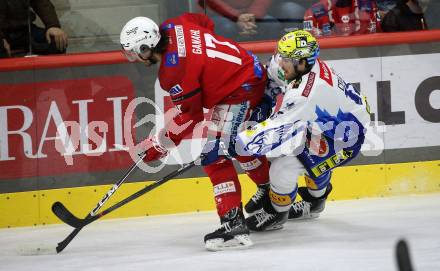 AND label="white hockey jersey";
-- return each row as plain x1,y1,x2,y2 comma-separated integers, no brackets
237,56,371,156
